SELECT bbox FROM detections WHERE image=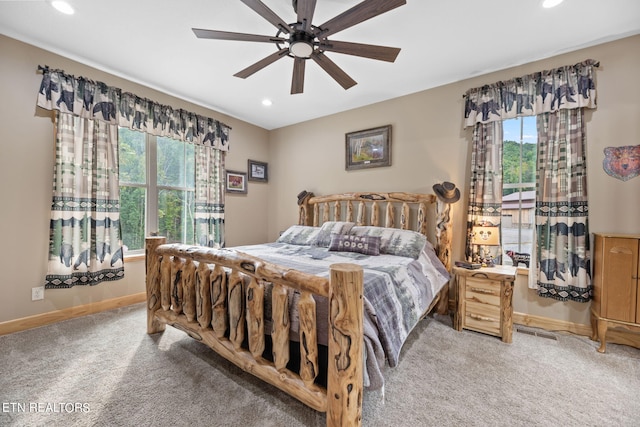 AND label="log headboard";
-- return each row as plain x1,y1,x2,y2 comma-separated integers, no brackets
296,190,455,273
